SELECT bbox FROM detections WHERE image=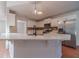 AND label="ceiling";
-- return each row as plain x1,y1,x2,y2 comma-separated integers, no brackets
7,1,79,21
